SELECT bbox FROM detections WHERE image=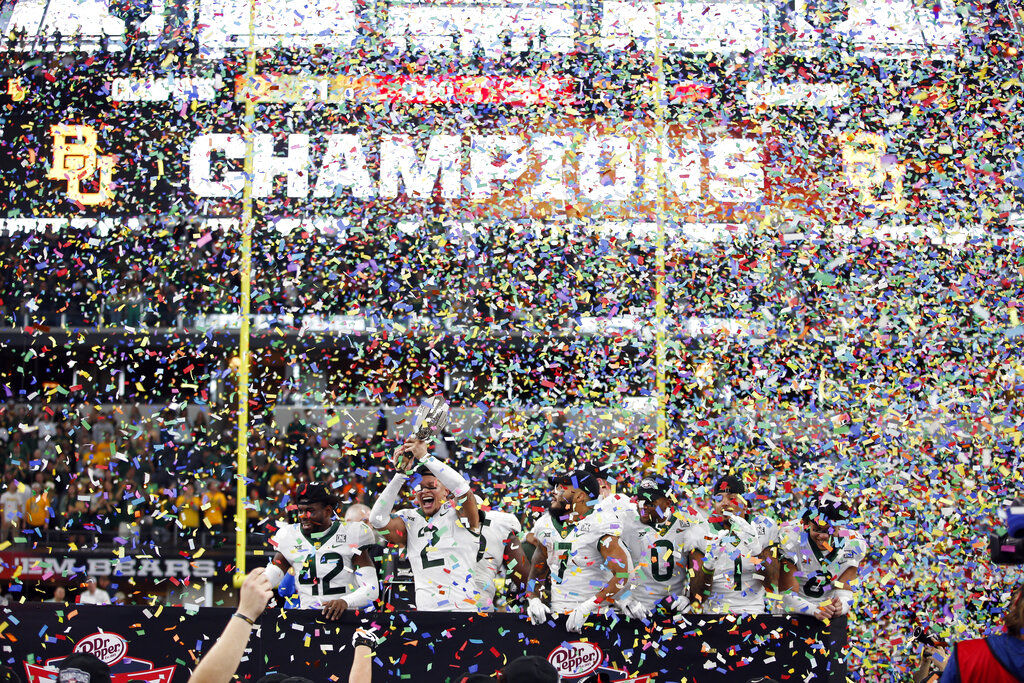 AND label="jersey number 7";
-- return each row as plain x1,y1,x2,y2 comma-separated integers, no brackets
556,541,572,580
